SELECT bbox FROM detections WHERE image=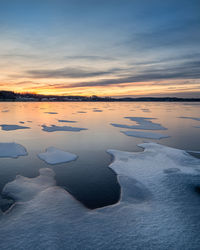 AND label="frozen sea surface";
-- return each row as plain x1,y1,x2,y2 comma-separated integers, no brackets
0,101,200,249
